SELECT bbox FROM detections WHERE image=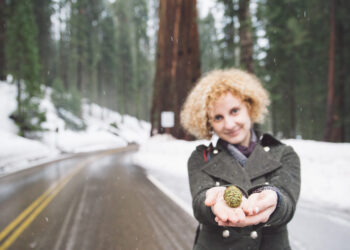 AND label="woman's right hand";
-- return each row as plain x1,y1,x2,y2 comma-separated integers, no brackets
205,187,246,224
